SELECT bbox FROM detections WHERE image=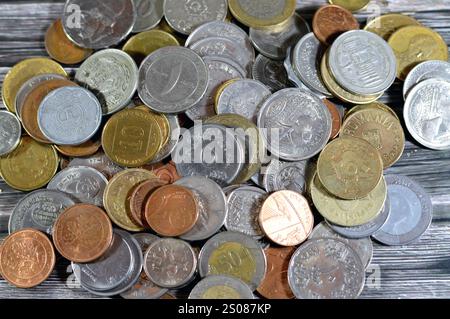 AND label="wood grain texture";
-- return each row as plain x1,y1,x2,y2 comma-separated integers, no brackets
0,0,450,299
